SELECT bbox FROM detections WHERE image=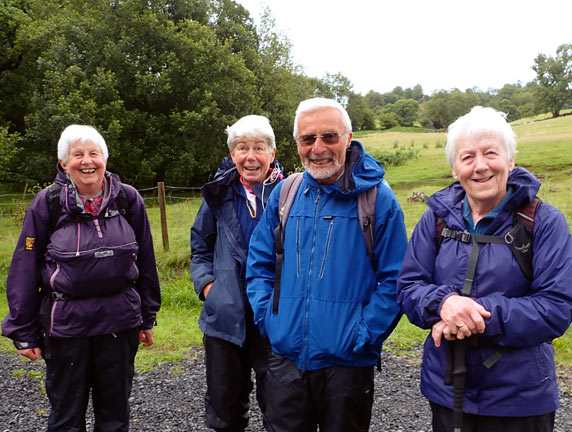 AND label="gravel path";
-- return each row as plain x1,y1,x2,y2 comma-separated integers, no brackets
1,345,571,431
